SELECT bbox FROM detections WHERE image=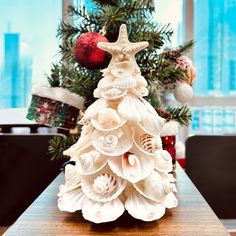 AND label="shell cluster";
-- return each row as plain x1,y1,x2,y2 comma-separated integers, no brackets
58,24,178,223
